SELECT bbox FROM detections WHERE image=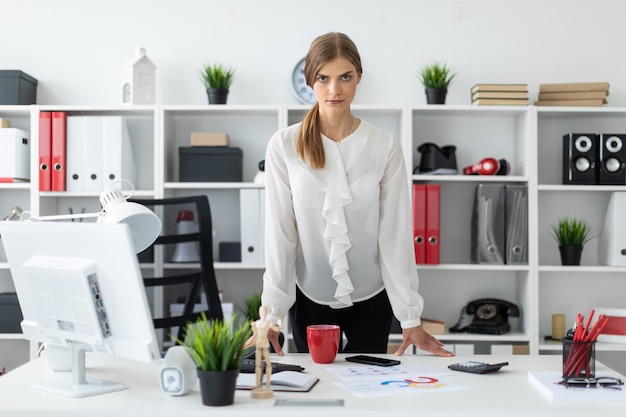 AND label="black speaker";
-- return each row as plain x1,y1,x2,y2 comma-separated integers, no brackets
598,134,626,184
562,133,598,184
